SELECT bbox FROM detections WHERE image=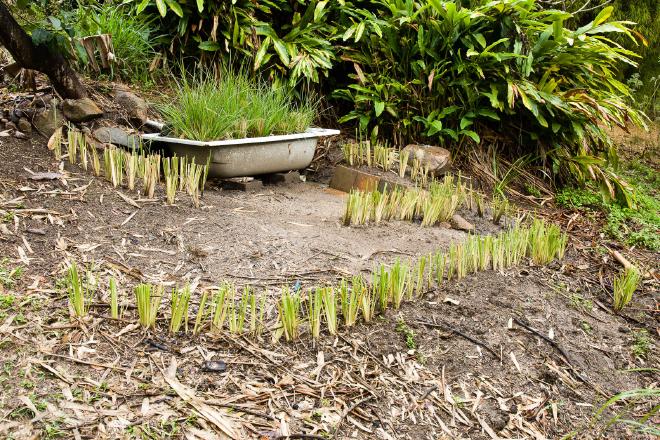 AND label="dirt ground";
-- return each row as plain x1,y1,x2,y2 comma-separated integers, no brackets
0,134,658,439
